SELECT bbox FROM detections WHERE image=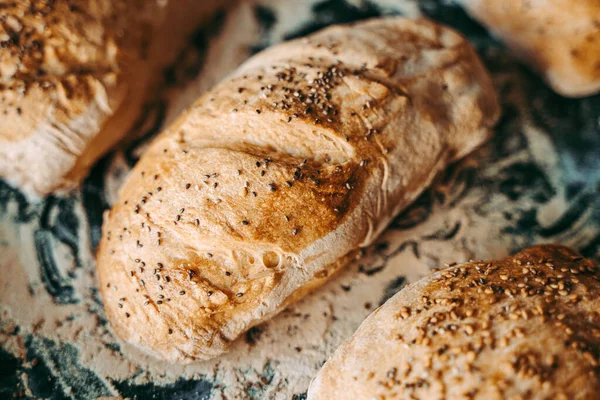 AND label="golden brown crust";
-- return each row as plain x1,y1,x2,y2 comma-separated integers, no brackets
460,0,600,97
96,17,500,363
0,0,226,196
308,245,600,400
